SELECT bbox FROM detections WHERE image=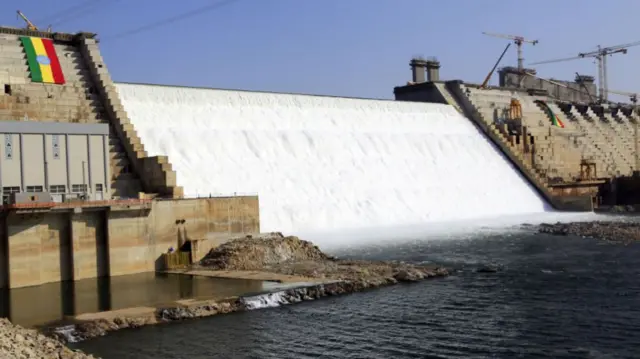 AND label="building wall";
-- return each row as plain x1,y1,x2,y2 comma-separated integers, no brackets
0,29,143,197
0,196,260,289
498,68,597,103
0,28,181,198
0,121,109,202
